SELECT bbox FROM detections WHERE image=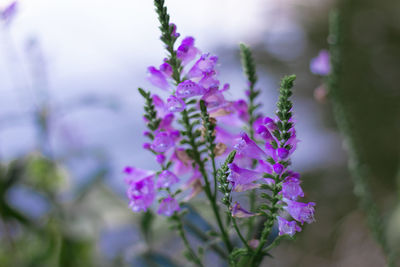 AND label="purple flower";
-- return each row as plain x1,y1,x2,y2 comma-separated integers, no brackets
233,99,249,122
158,195,180,216
155,154,166,164
1,1,18,25
188,53,218,78
177,37,199,66
156,170,179,189
256,125,273,142
234,132,267,160
198,71,220,89
277,148,289,160
231,202,258,218
176,80,205,98
160,62,173,77
147,66,169,90
256,160,273,174
228,163,263,192
263,117,278,131
281,177,304,200
158,113,175,130
124,167,156,212
277,216,301,236
273,163,284,174
166,95,186,112
143,143,151,150
310,50,331,76
201,85,231,114
151,132,174,153
284,200,316,224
